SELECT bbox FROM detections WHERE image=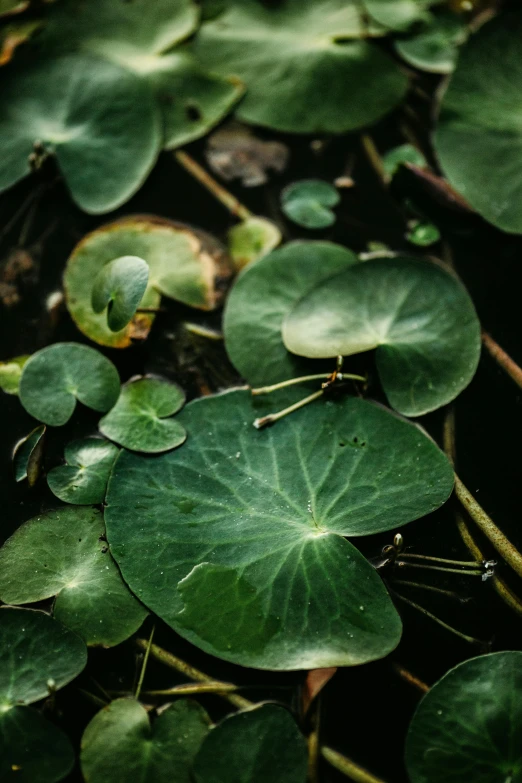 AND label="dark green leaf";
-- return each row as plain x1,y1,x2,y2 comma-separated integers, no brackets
382,144,427,180
13,425,45,485
0,707,74,783
396,11,468,74
47,438,119,505
281,180,340,229
91,256,149,333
